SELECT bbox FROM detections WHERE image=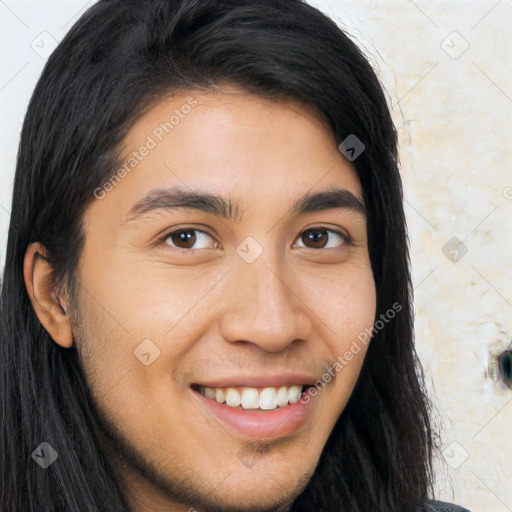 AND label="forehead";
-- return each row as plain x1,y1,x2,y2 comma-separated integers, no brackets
84,89,364,229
